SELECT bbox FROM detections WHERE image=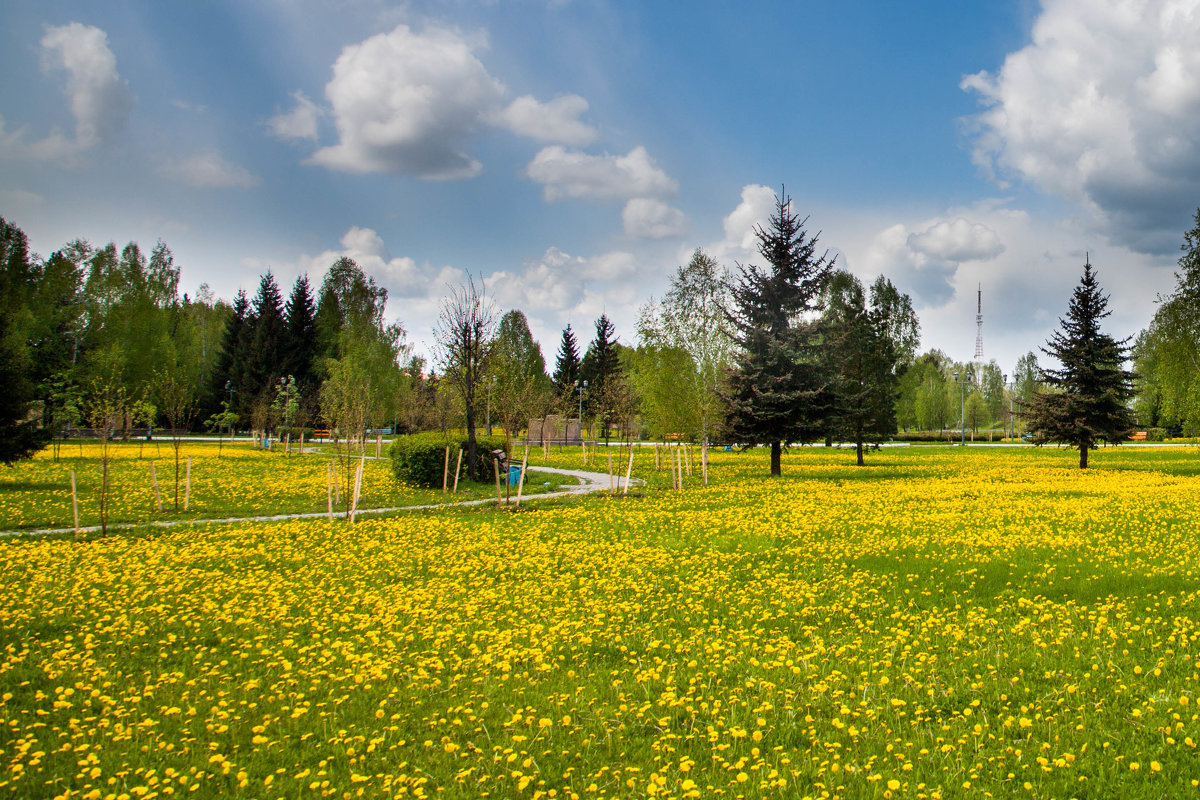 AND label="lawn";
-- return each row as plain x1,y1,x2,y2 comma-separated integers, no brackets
2,444,1200,799
0,441,578,533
